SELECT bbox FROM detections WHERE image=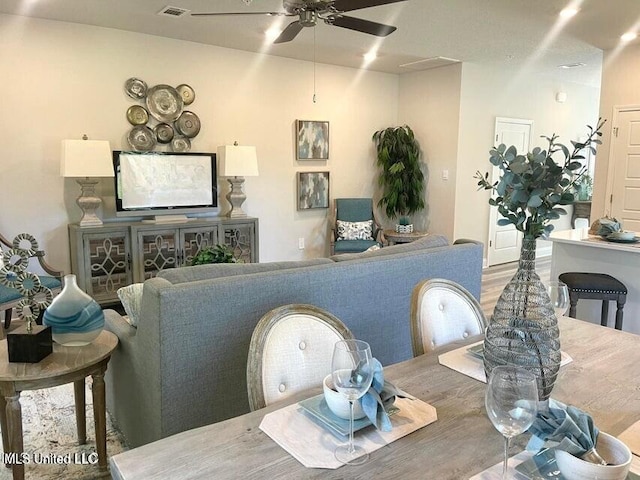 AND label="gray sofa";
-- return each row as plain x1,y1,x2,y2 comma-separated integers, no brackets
104,235,483,447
